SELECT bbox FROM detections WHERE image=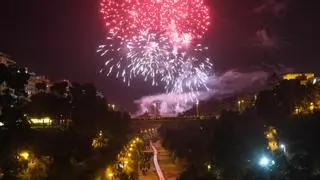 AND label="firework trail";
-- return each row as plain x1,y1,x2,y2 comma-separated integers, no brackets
98,0,213,101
